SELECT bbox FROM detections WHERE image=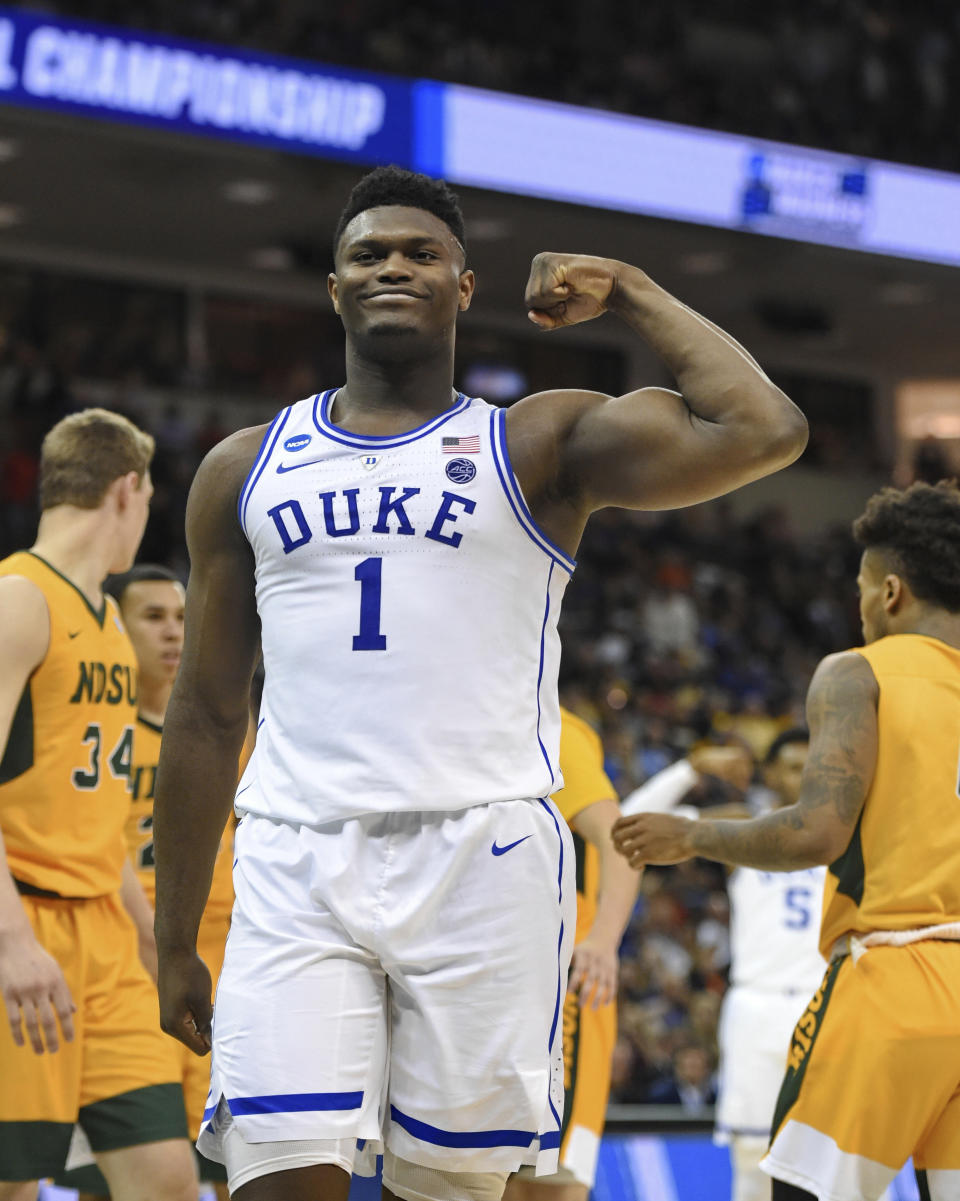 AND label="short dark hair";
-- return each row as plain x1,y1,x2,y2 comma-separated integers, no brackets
332,165,466,259
853,480,960,613
104,564,182,609
764,727,809,765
